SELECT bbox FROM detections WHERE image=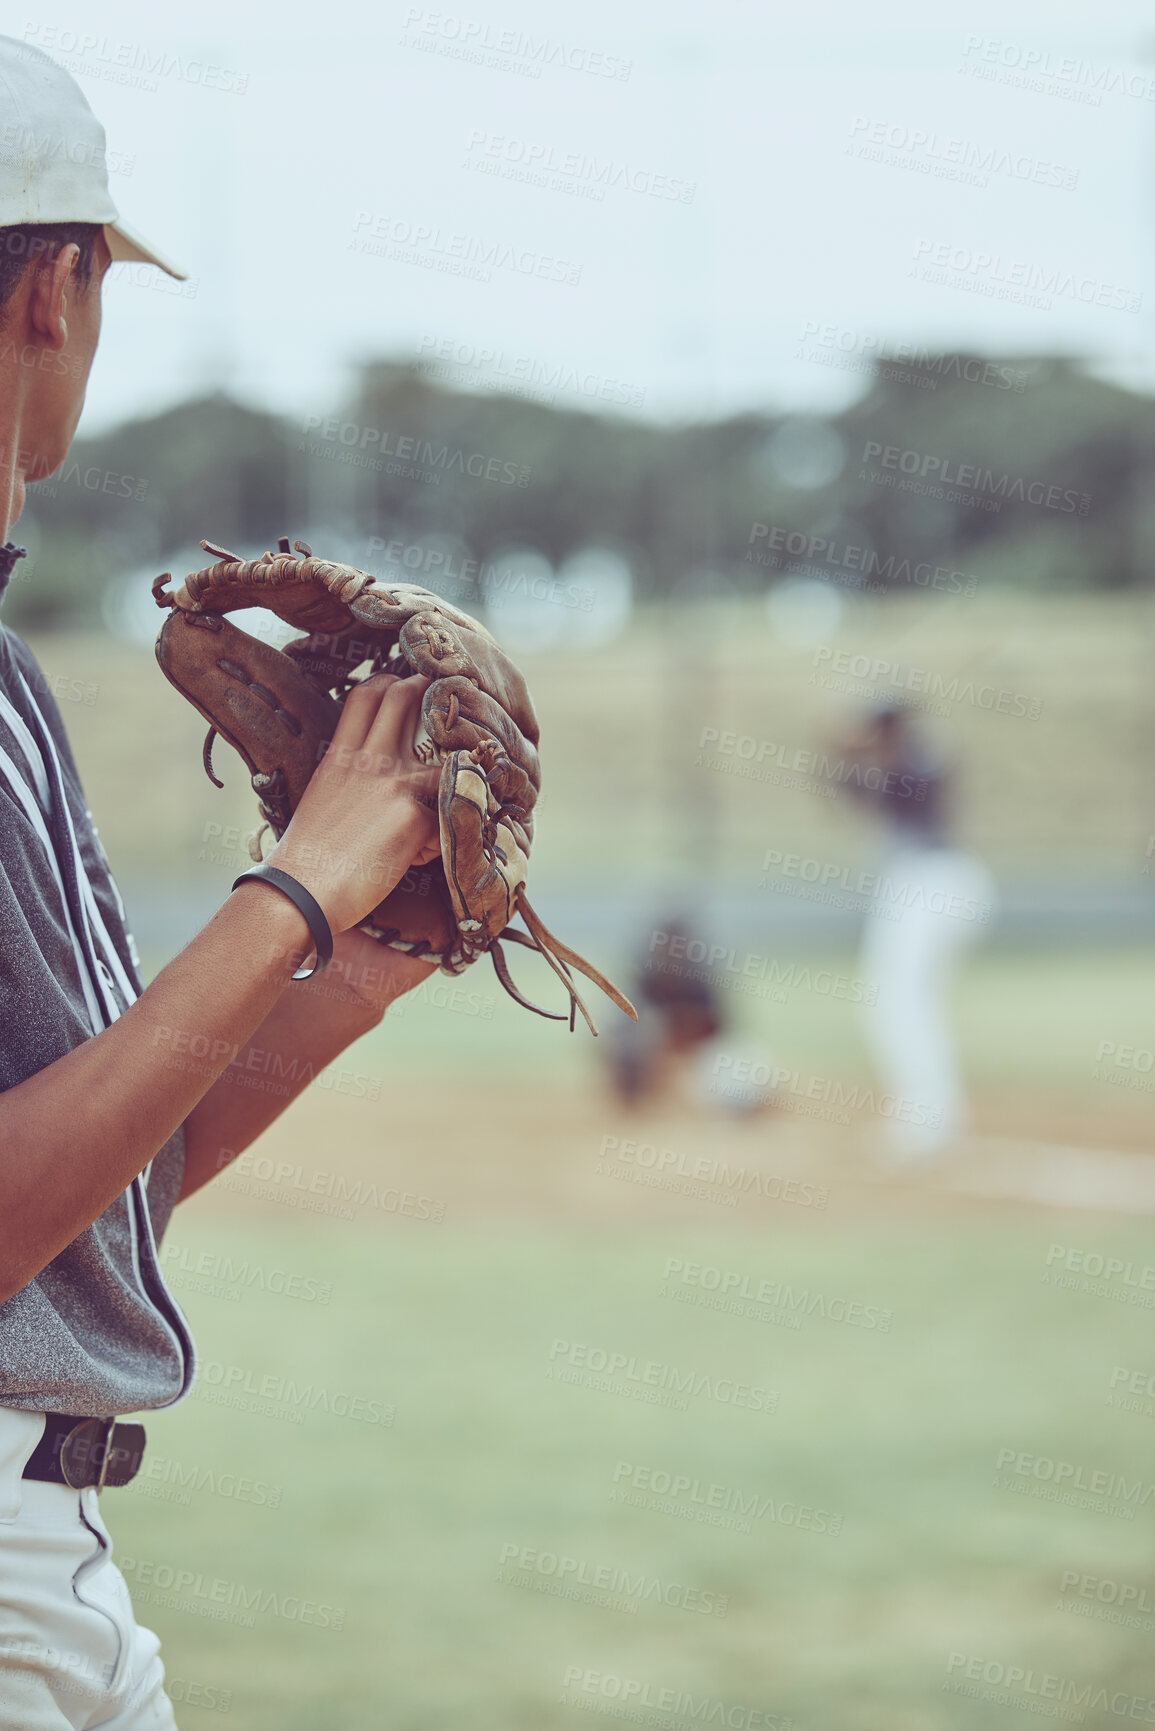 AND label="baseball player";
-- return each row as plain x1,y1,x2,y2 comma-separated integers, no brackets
832,702,995,1159
0,39,451,1728
604,916,724,1108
